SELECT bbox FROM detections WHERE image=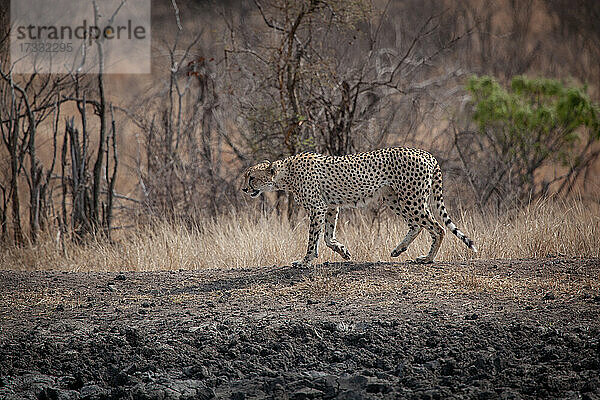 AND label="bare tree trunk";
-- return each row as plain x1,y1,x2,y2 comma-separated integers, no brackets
104,105,118,238
92,67,106,230
60,119,69,252
92,1,107,231
27,111,41,242
9,123,23,244
0,185,7,242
